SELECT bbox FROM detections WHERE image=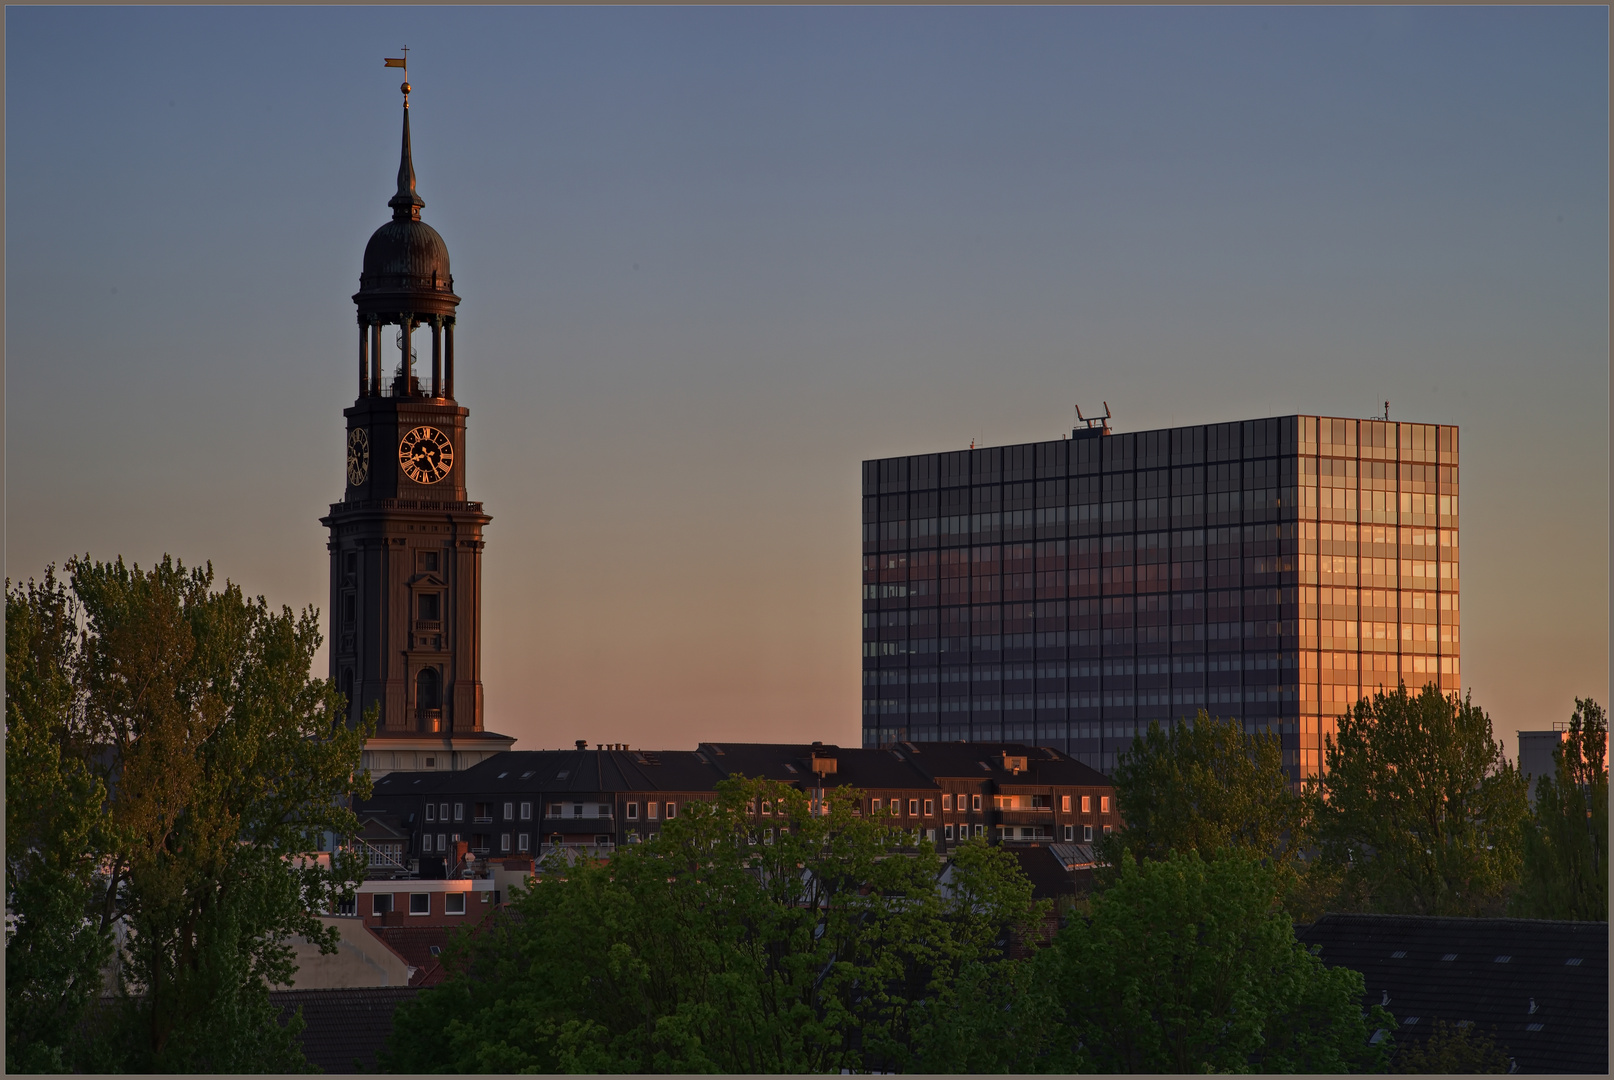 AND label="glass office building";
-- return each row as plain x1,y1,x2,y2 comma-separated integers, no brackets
862,415,1461,780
